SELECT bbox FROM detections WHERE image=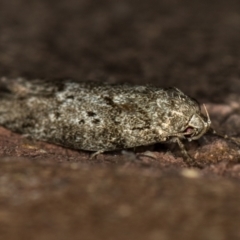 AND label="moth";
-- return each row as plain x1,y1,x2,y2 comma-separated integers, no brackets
0,77,212,166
